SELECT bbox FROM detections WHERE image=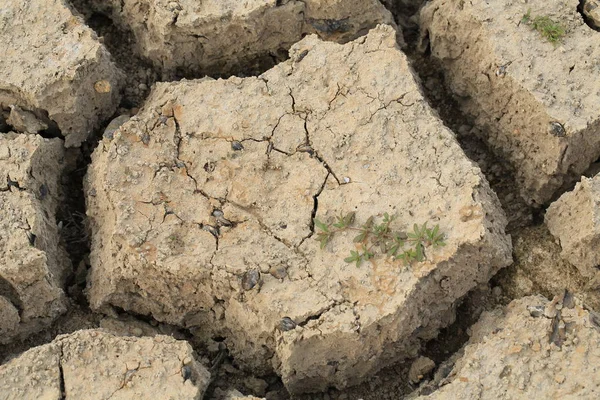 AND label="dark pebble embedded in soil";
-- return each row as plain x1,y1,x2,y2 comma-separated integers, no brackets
242,269,261,290
231,141,244,151
280,317,297,331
